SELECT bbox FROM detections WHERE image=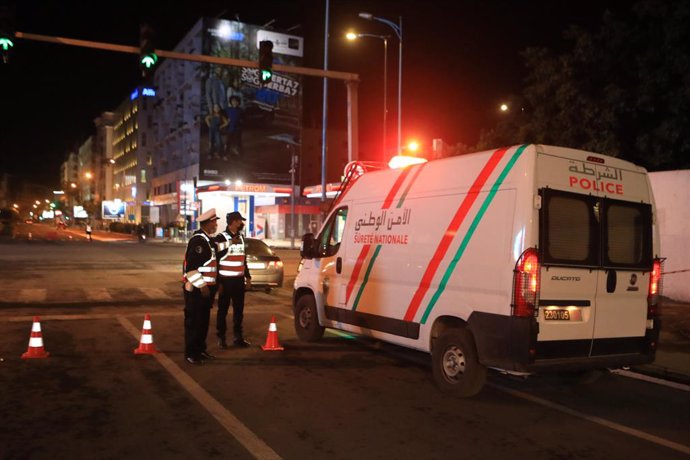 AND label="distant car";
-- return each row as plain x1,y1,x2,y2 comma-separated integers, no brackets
245,237,284,293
